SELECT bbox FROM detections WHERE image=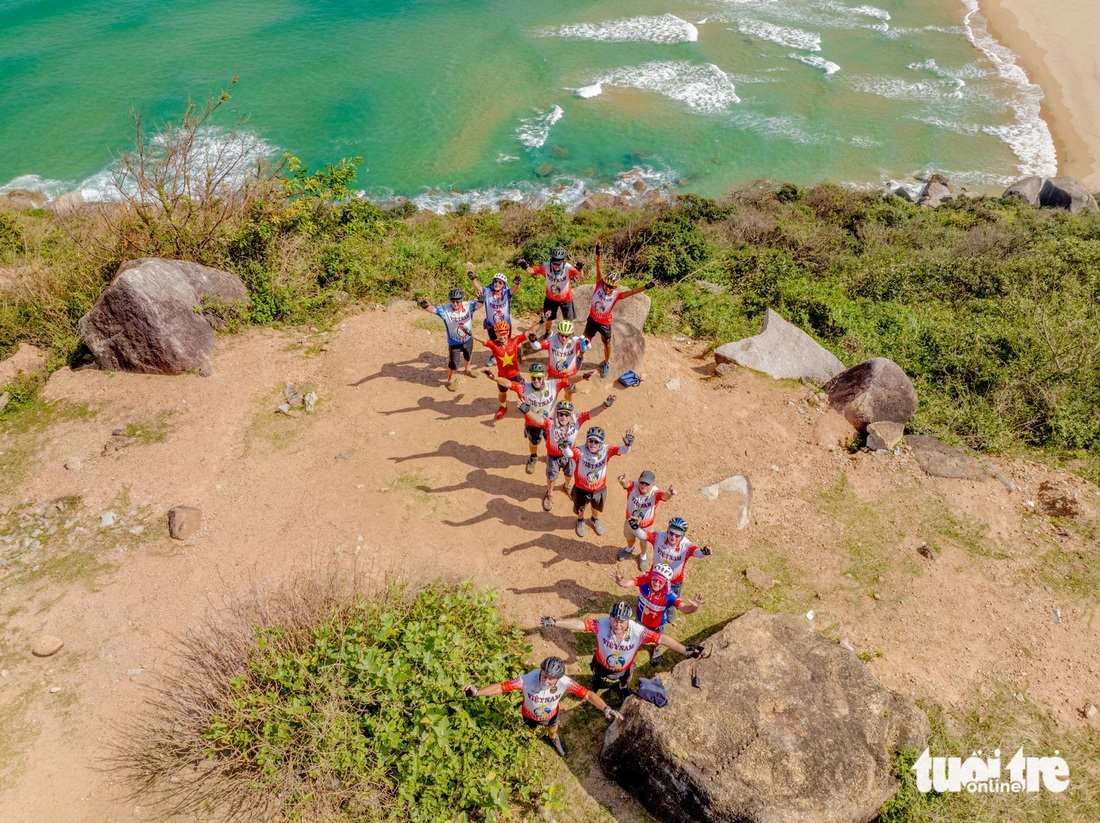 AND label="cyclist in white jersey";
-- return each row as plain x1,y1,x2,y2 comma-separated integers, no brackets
615,470,677,570
463,656,622,757
559,426,633,537
526,395,616,511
